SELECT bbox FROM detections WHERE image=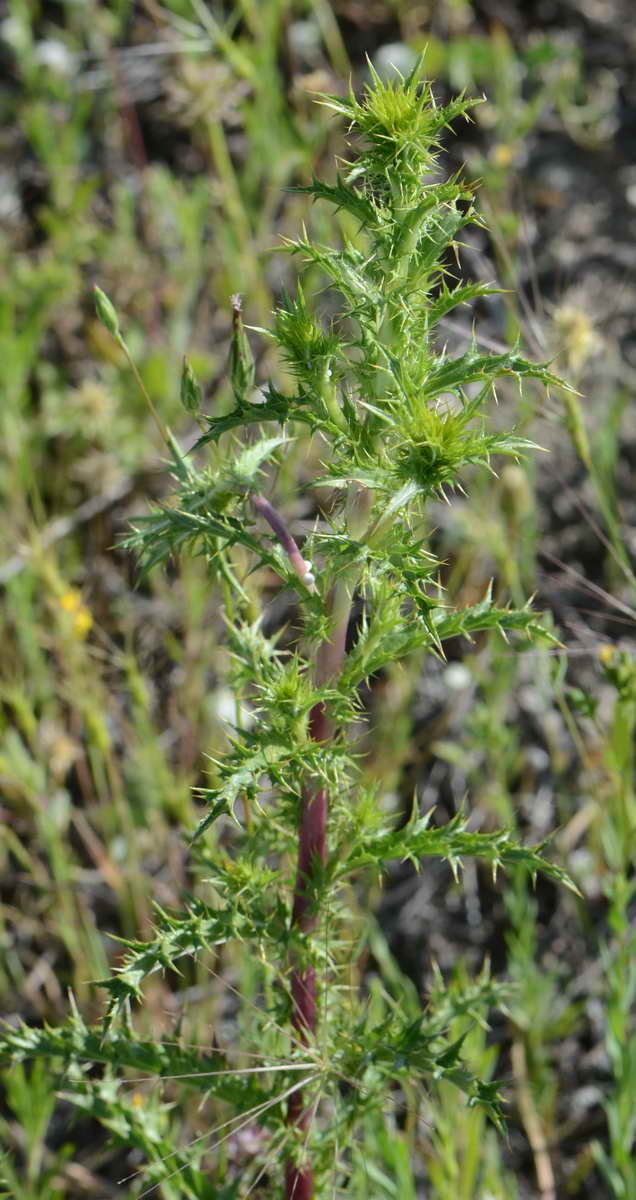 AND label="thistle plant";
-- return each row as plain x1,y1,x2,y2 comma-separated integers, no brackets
1,63,576,1198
